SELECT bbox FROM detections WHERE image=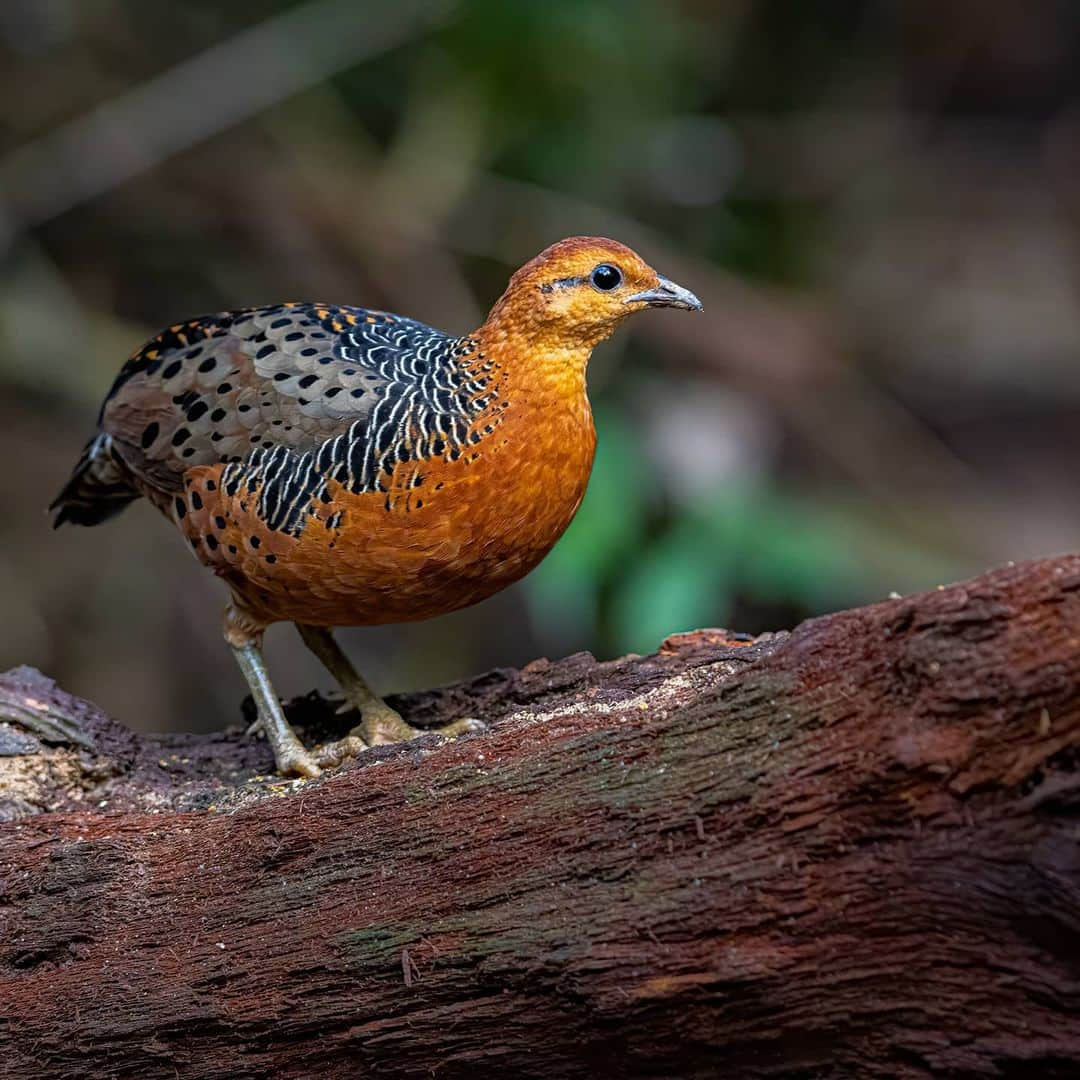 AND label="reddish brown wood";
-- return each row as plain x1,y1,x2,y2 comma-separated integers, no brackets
1,557,1079,1078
